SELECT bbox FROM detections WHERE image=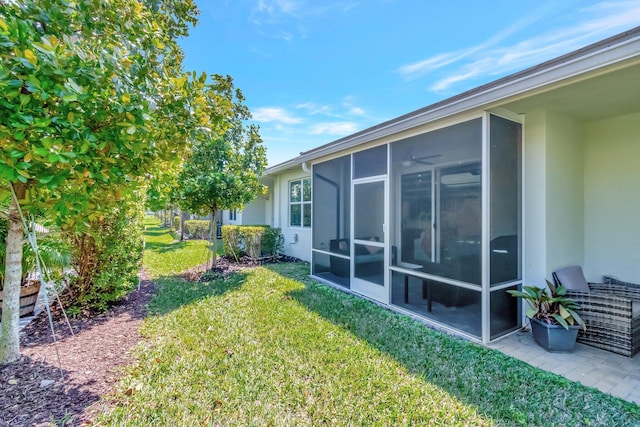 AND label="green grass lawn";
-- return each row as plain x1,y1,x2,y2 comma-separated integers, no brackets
99,219,640,426
143,216,222,278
